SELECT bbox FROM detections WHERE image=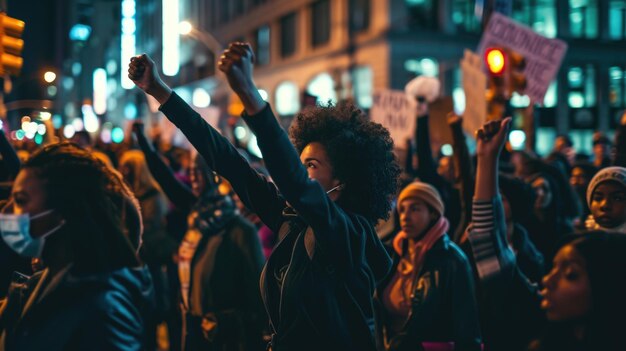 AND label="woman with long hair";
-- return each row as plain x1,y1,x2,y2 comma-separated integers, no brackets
0,142,152,350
